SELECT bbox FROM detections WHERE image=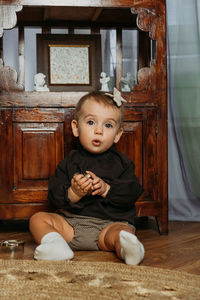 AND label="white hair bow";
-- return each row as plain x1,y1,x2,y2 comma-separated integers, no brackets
105,88,126,107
